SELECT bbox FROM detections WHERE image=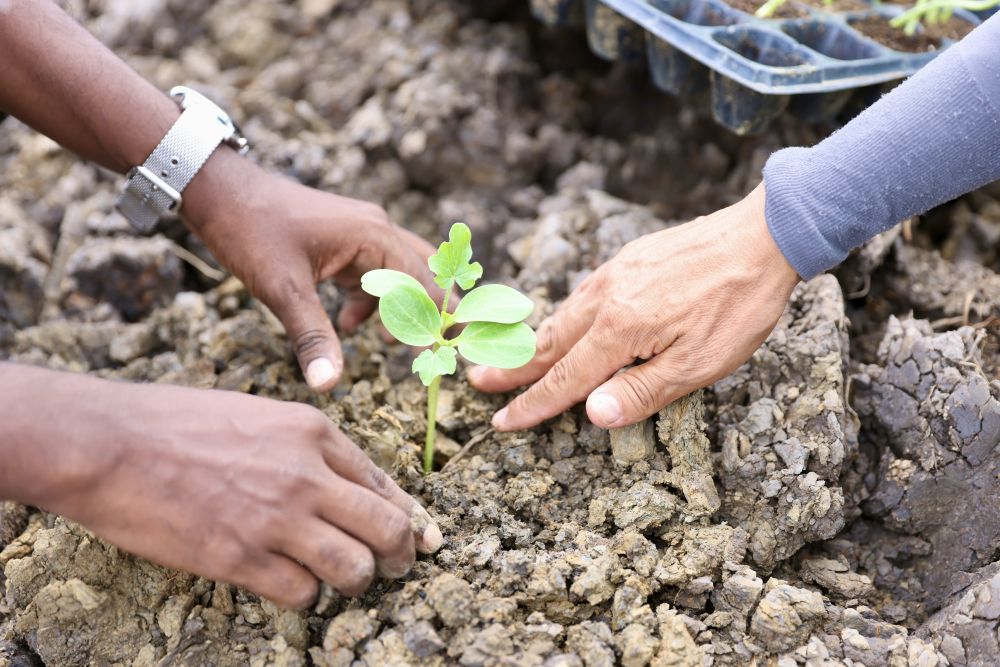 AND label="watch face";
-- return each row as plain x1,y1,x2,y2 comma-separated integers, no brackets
171,85,246,149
